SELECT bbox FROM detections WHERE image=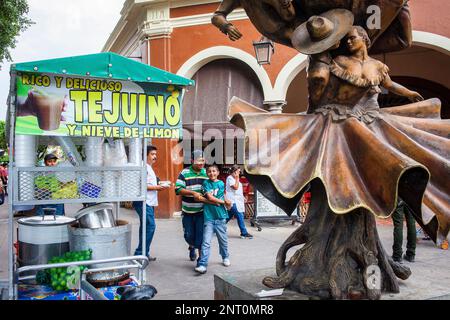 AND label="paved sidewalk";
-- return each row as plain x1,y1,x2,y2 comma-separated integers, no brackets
1,198,449,300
